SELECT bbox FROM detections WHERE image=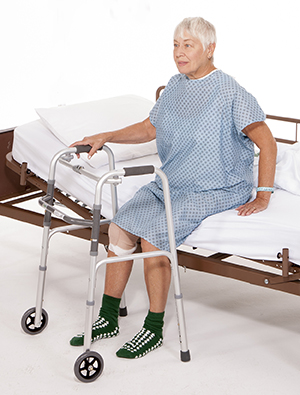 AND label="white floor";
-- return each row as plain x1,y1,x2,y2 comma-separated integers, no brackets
1,205,300,394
